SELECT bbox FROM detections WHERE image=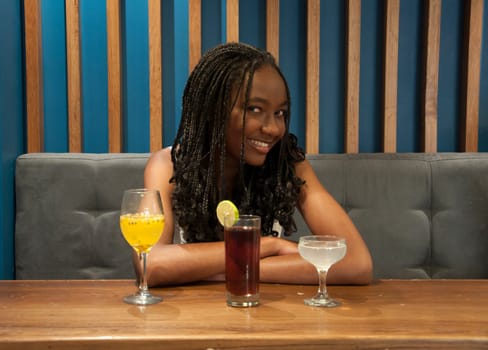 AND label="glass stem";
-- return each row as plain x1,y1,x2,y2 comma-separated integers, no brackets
317,268,329,297
138,252,149,295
